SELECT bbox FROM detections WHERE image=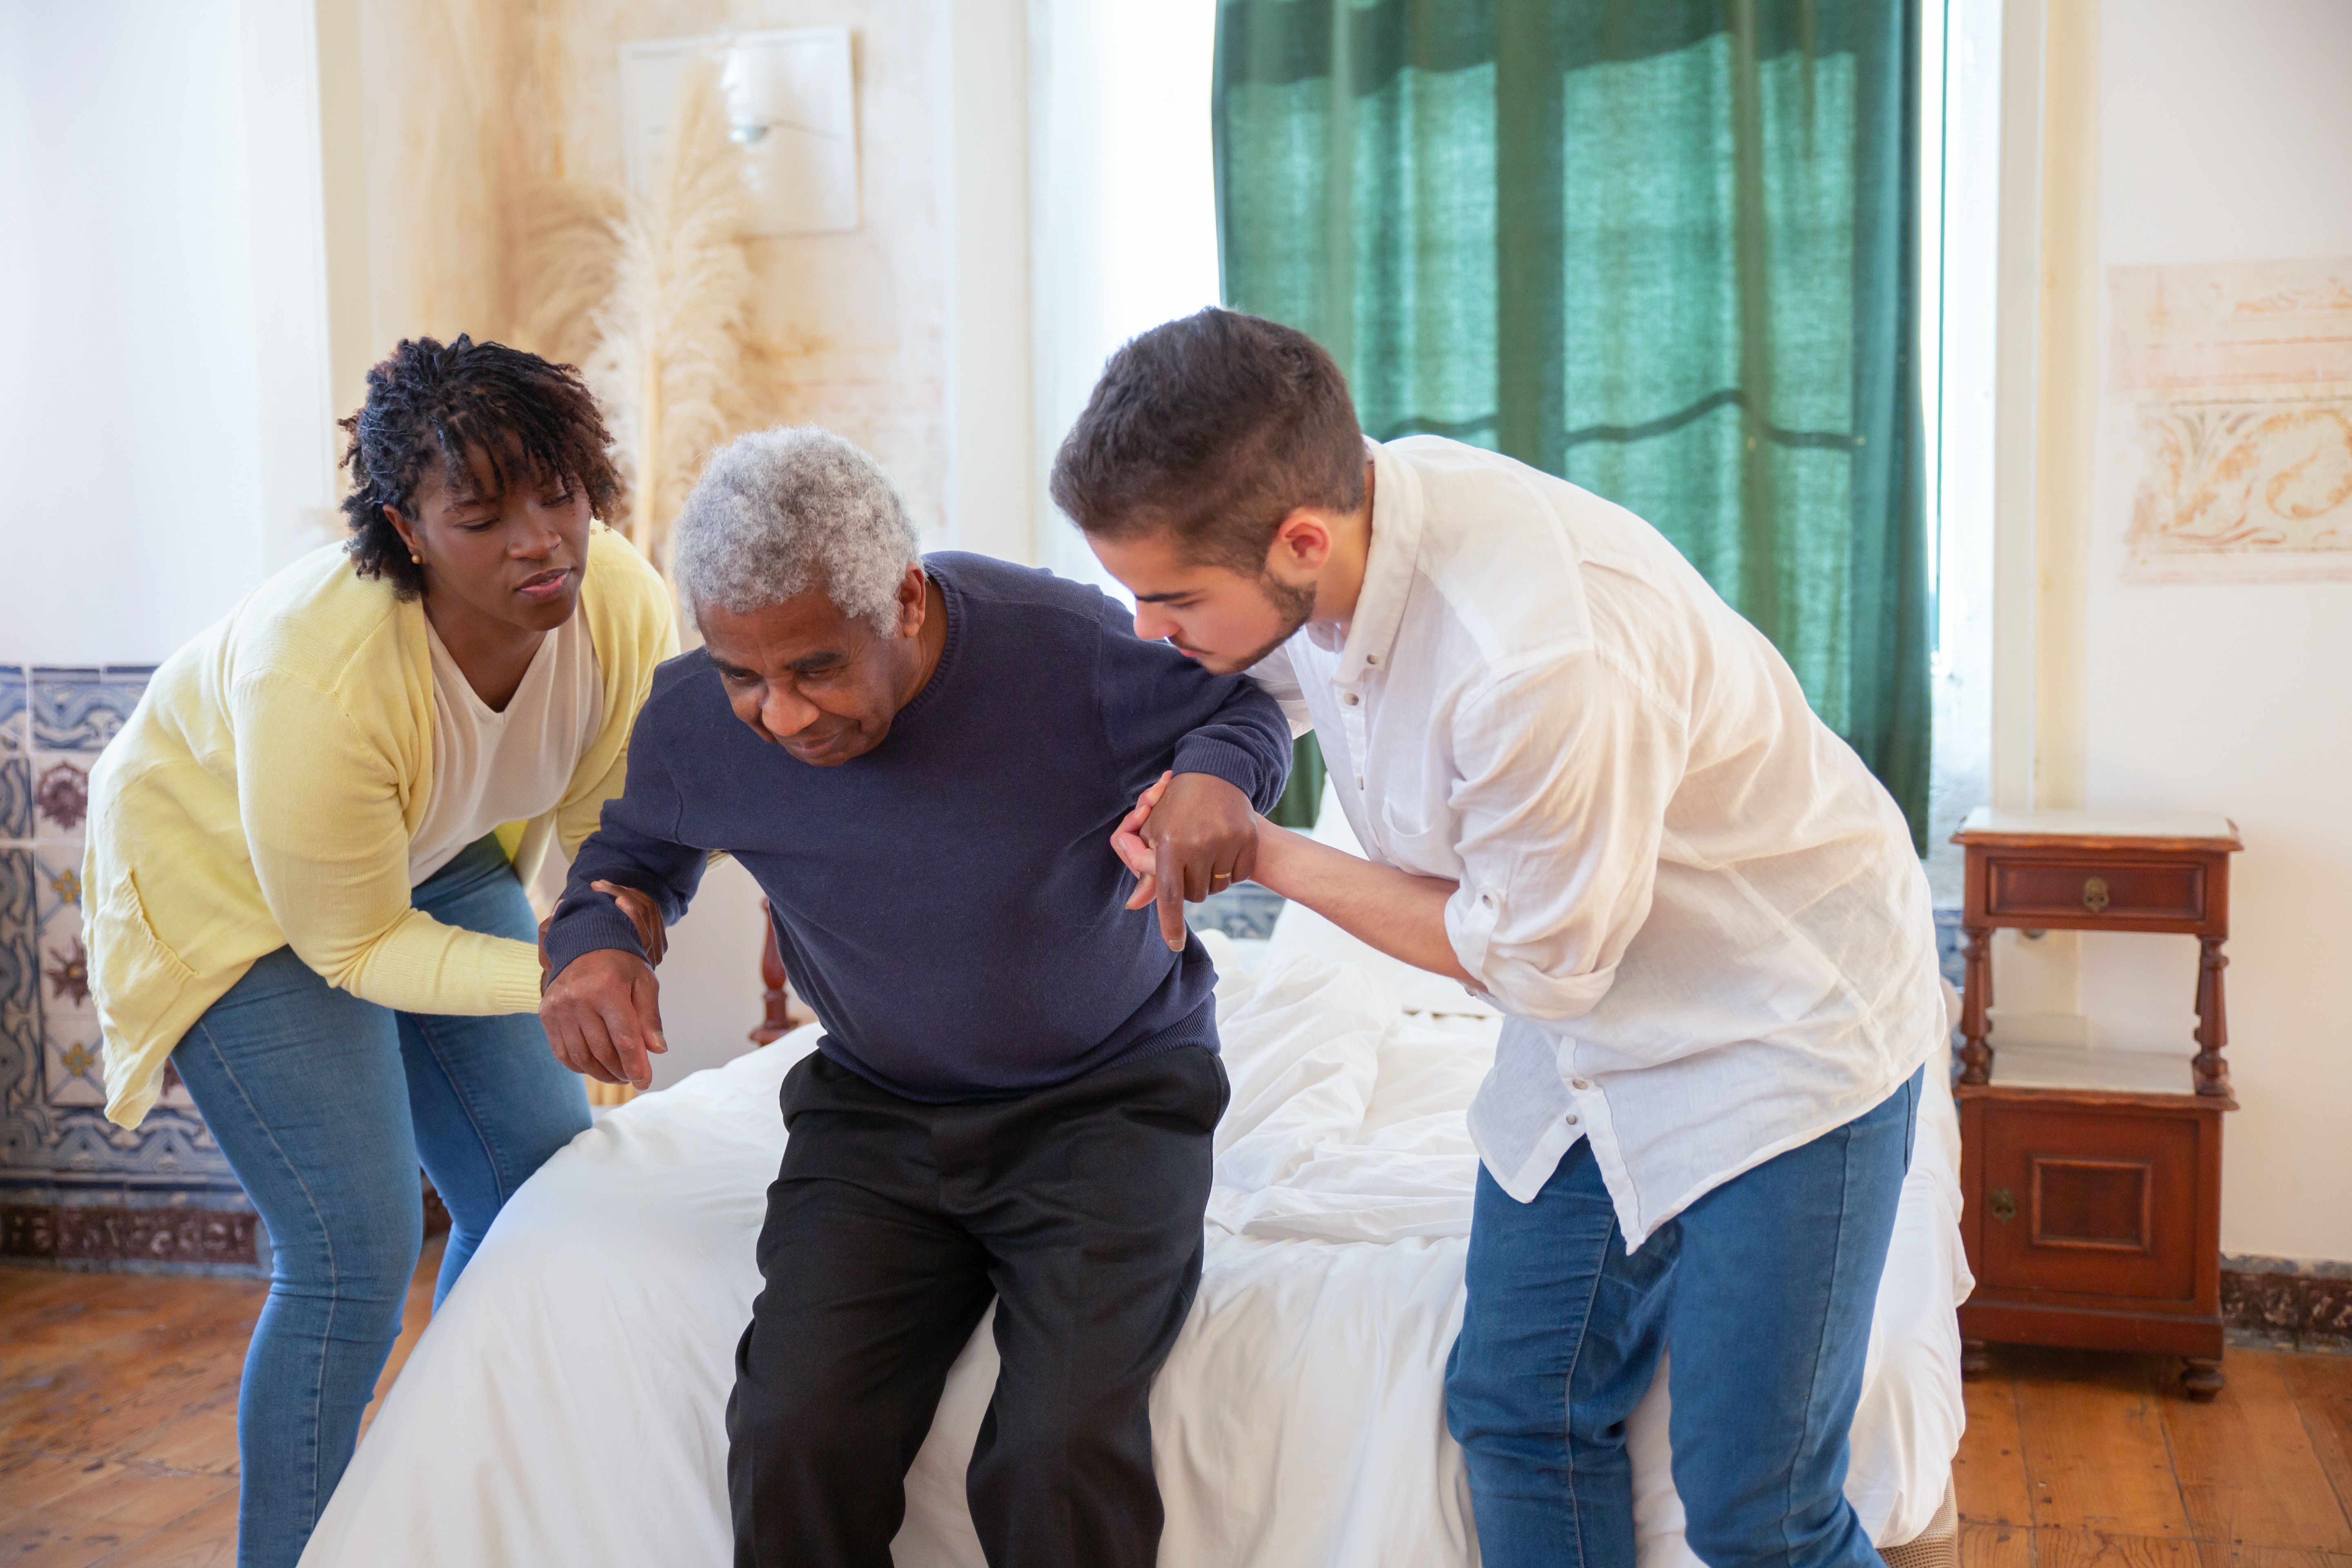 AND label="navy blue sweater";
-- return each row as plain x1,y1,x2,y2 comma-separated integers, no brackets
544,553,1292,1102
